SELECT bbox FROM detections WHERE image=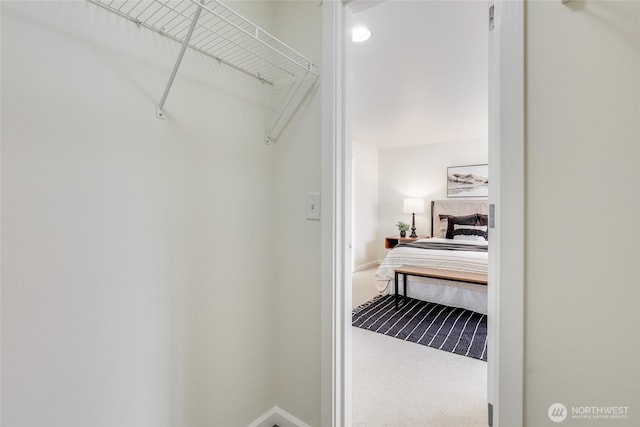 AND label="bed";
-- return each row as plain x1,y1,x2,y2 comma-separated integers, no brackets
375,199,490,314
